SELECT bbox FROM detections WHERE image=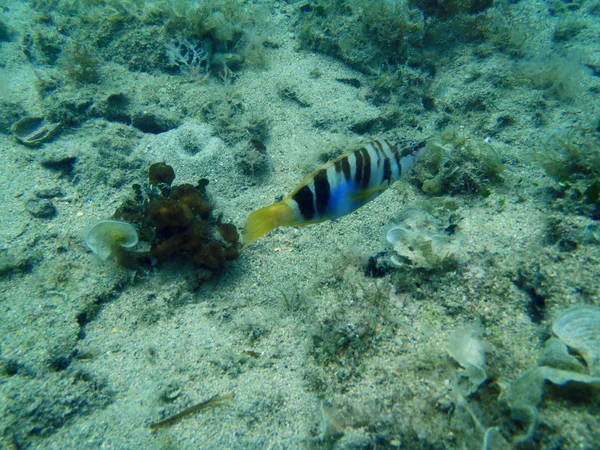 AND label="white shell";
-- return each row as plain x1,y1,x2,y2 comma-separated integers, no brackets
552,305,600,376
86,220,138,261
